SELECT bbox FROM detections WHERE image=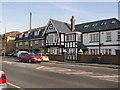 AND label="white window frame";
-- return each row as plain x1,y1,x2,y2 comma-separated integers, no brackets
19,42,22,46
25,33,28,38
106,32,111,41
90,33,99,42
34,31,39,36
16,43,18,47
19,34,23,38
25,41,28,45
35,40,39,45
118,31,120,40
